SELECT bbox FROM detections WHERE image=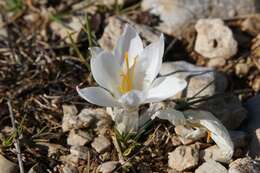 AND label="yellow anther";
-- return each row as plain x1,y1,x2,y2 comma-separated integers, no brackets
118,52,135,94
207,131,212,143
